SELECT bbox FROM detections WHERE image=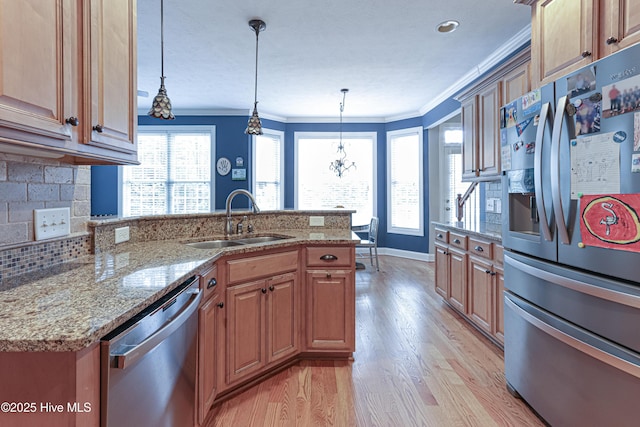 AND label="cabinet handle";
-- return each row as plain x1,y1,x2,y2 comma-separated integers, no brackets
474,245,484,252
606,36,618,45
93,124,104,133
443,251,449,255
320,254,338,261
437,233,443,238
326,273,332,279
453,238,461,244
65,117,79,126
581,50,592,58
485,269,491,274
217,302,224,308
261,288,267,294
207,278,217,289
269,285,275,292
490,272,497,276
